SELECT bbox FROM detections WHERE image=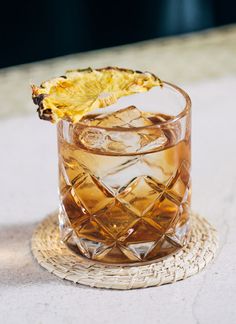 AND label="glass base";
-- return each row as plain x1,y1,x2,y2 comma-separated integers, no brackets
59,209,190,265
